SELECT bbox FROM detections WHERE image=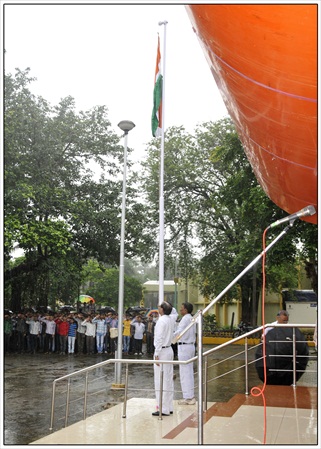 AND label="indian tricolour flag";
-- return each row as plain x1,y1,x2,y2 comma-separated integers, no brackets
151,36,163,137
